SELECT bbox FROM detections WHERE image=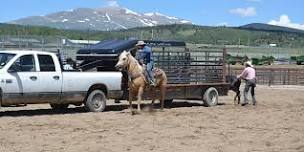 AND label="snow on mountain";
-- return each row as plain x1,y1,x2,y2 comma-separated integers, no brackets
124,8,141,16
9,7,192,31
144,13,154,16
